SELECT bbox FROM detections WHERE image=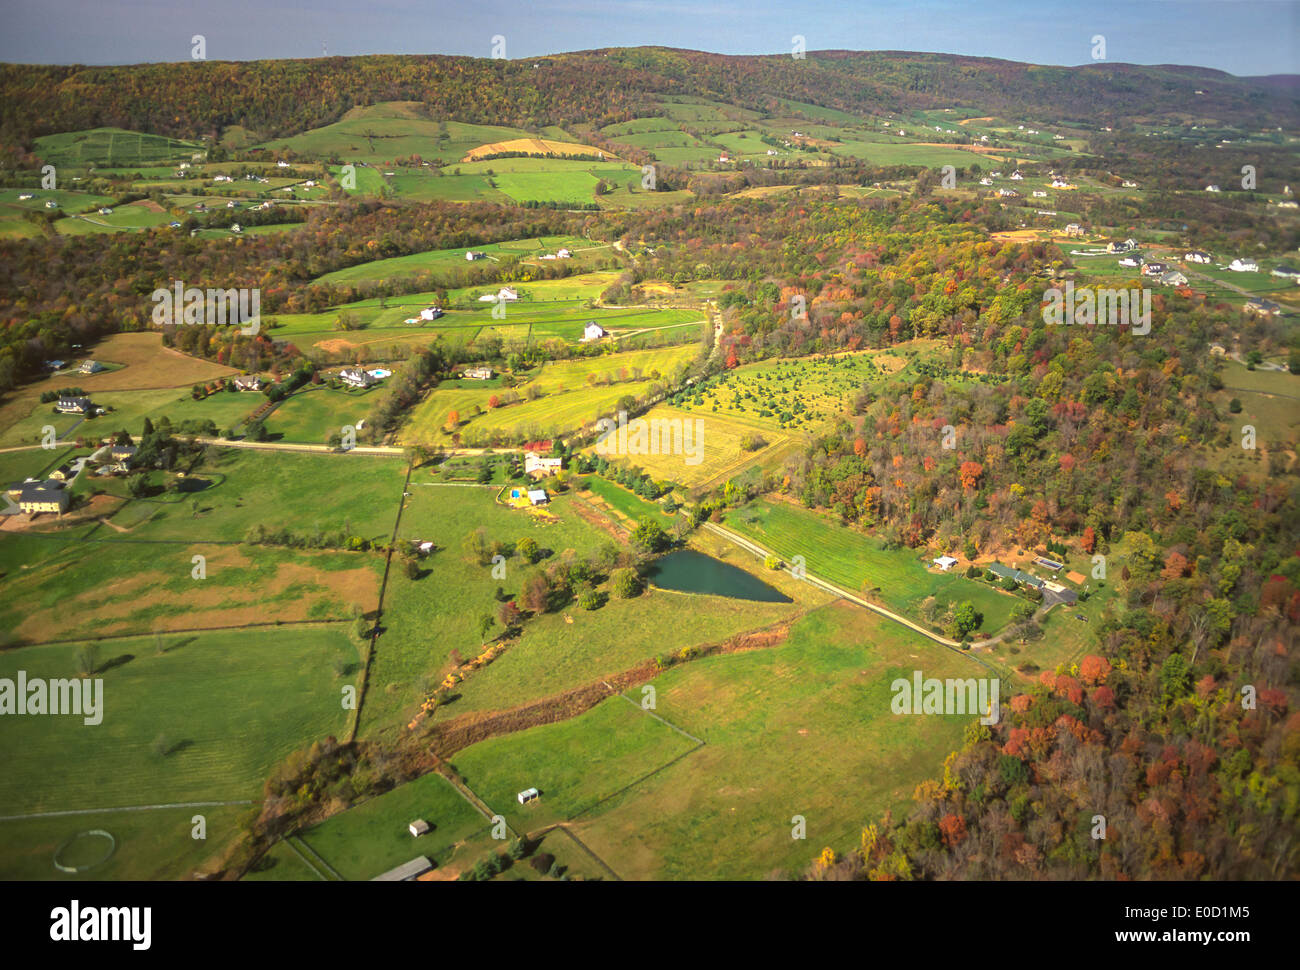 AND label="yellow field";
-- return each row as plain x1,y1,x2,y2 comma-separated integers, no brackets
587,405,805,489
462,138,620,162
401,345,699,444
